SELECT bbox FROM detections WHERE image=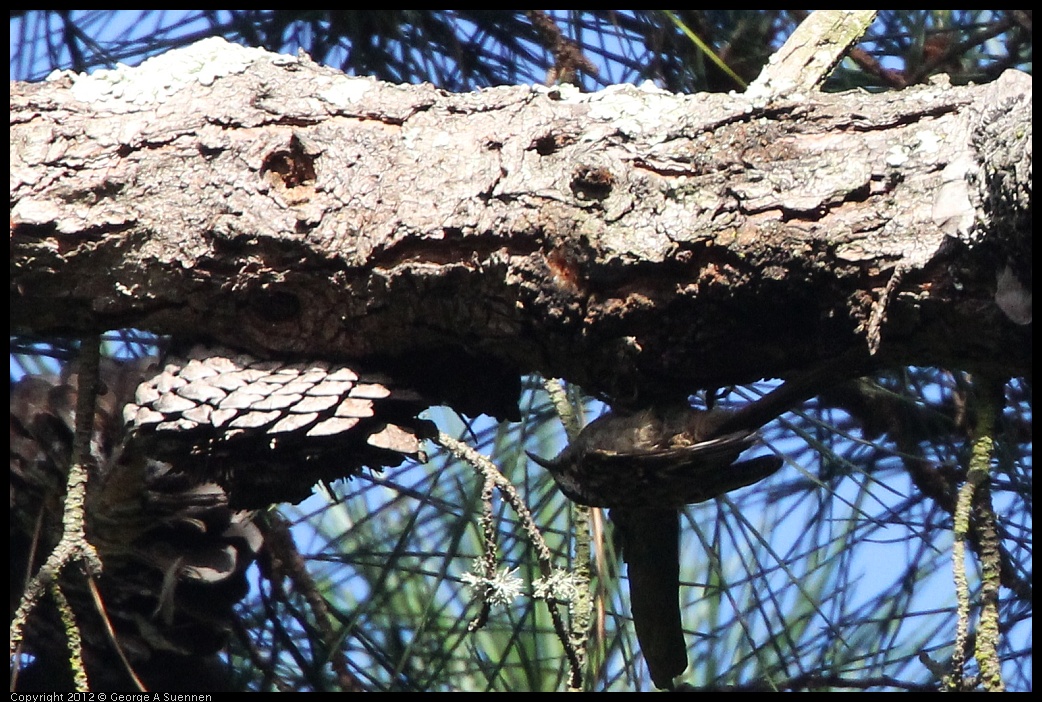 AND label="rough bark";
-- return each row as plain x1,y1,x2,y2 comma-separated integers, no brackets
10,38,1032,416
